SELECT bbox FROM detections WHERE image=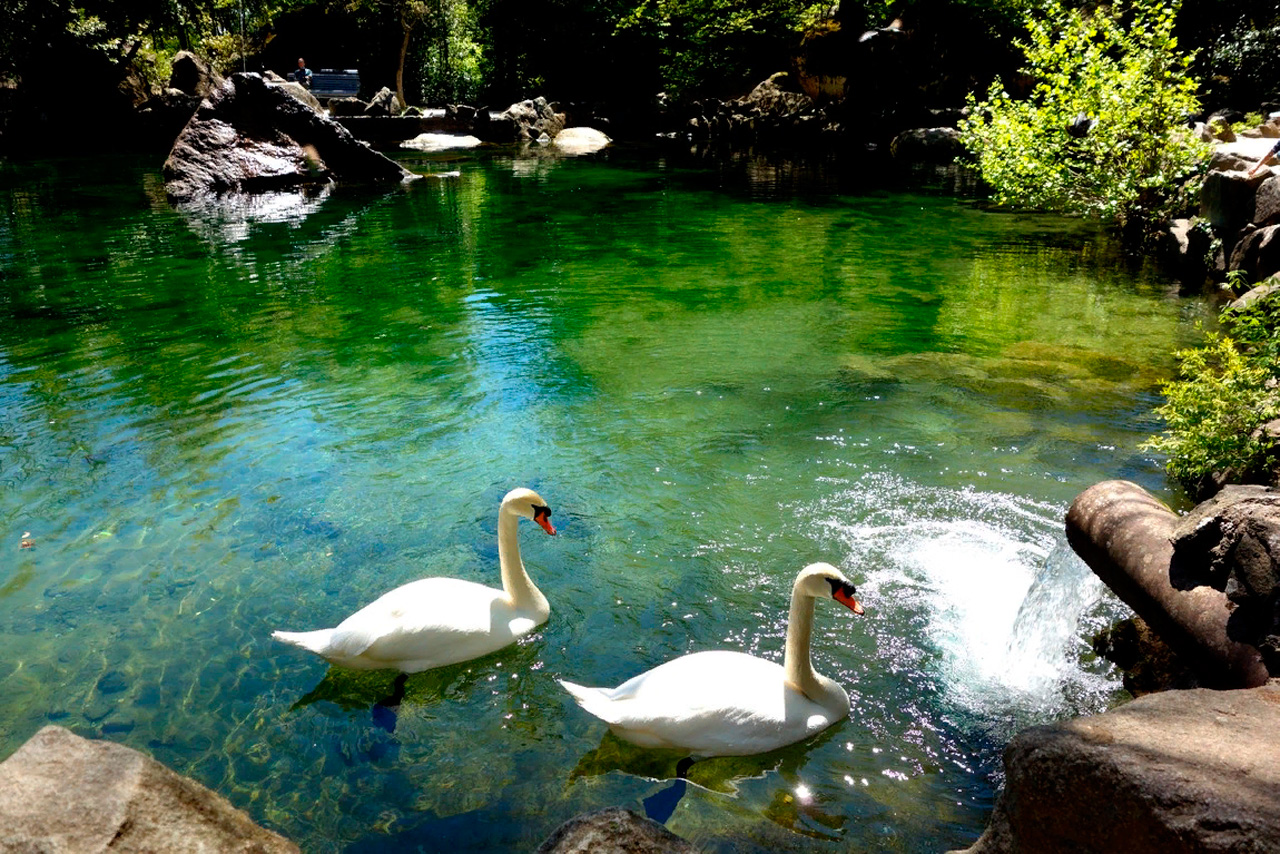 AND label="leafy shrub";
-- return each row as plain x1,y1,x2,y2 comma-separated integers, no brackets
1145,286,1280,488
959,0,1207,229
